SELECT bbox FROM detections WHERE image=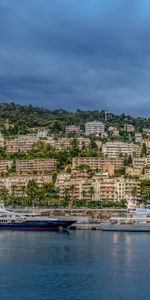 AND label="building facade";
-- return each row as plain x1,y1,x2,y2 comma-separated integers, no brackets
85,121,105,135
16,159,57,174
